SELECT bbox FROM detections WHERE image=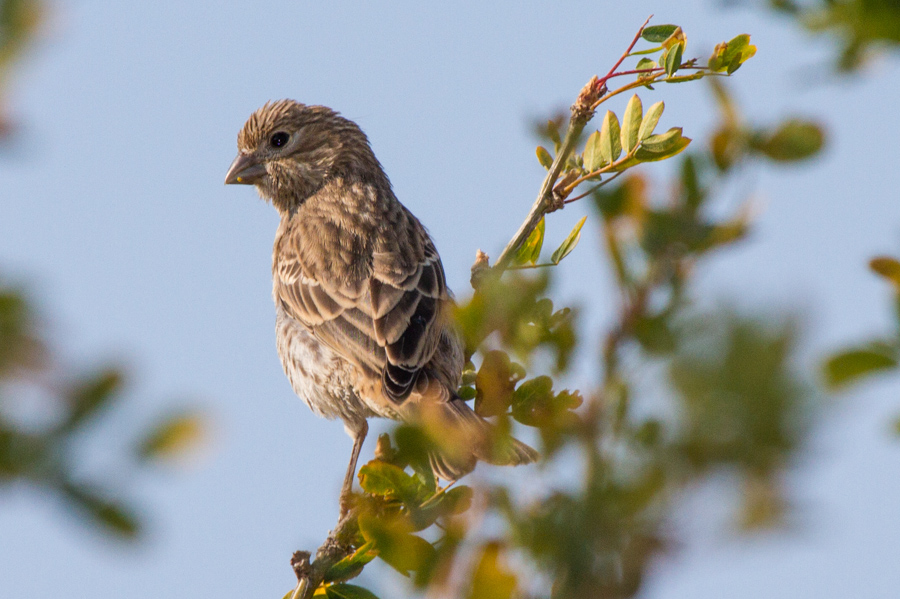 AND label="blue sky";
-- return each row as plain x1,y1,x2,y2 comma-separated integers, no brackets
1,1,899,597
